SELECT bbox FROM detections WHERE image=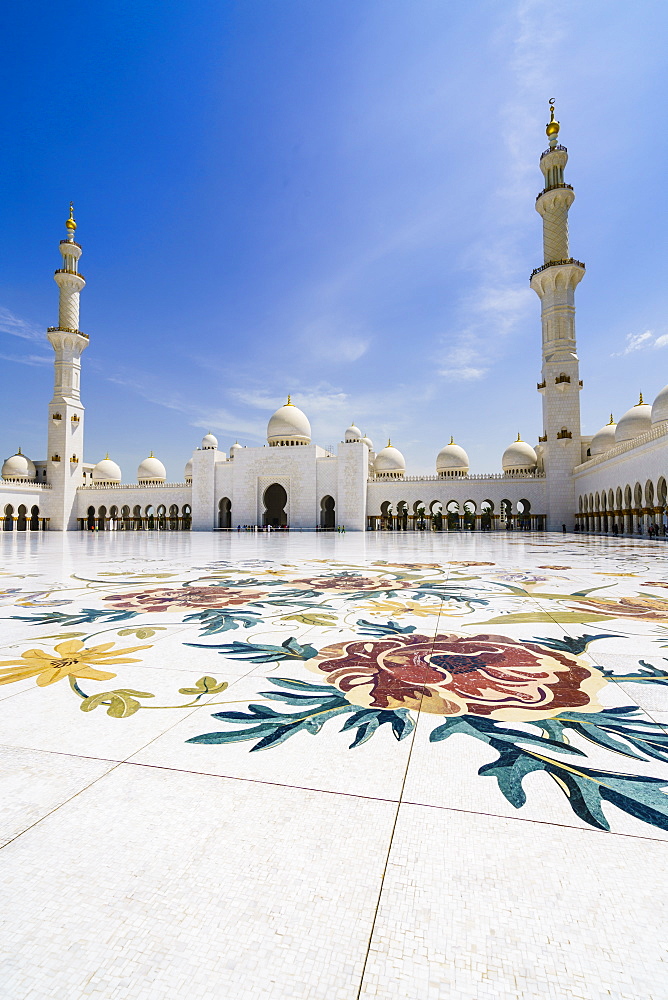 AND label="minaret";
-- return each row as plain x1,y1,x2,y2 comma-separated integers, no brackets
46,204,88,530
530,103,585,530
